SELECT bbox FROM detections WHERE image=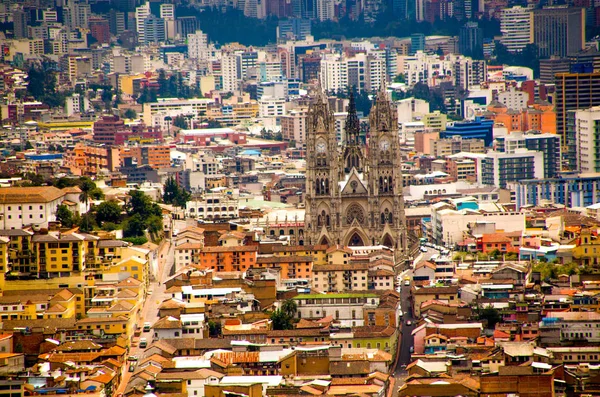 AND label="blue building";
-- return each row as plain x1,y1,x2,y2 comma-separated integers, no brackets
514,173,600,209
440,117,494,146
